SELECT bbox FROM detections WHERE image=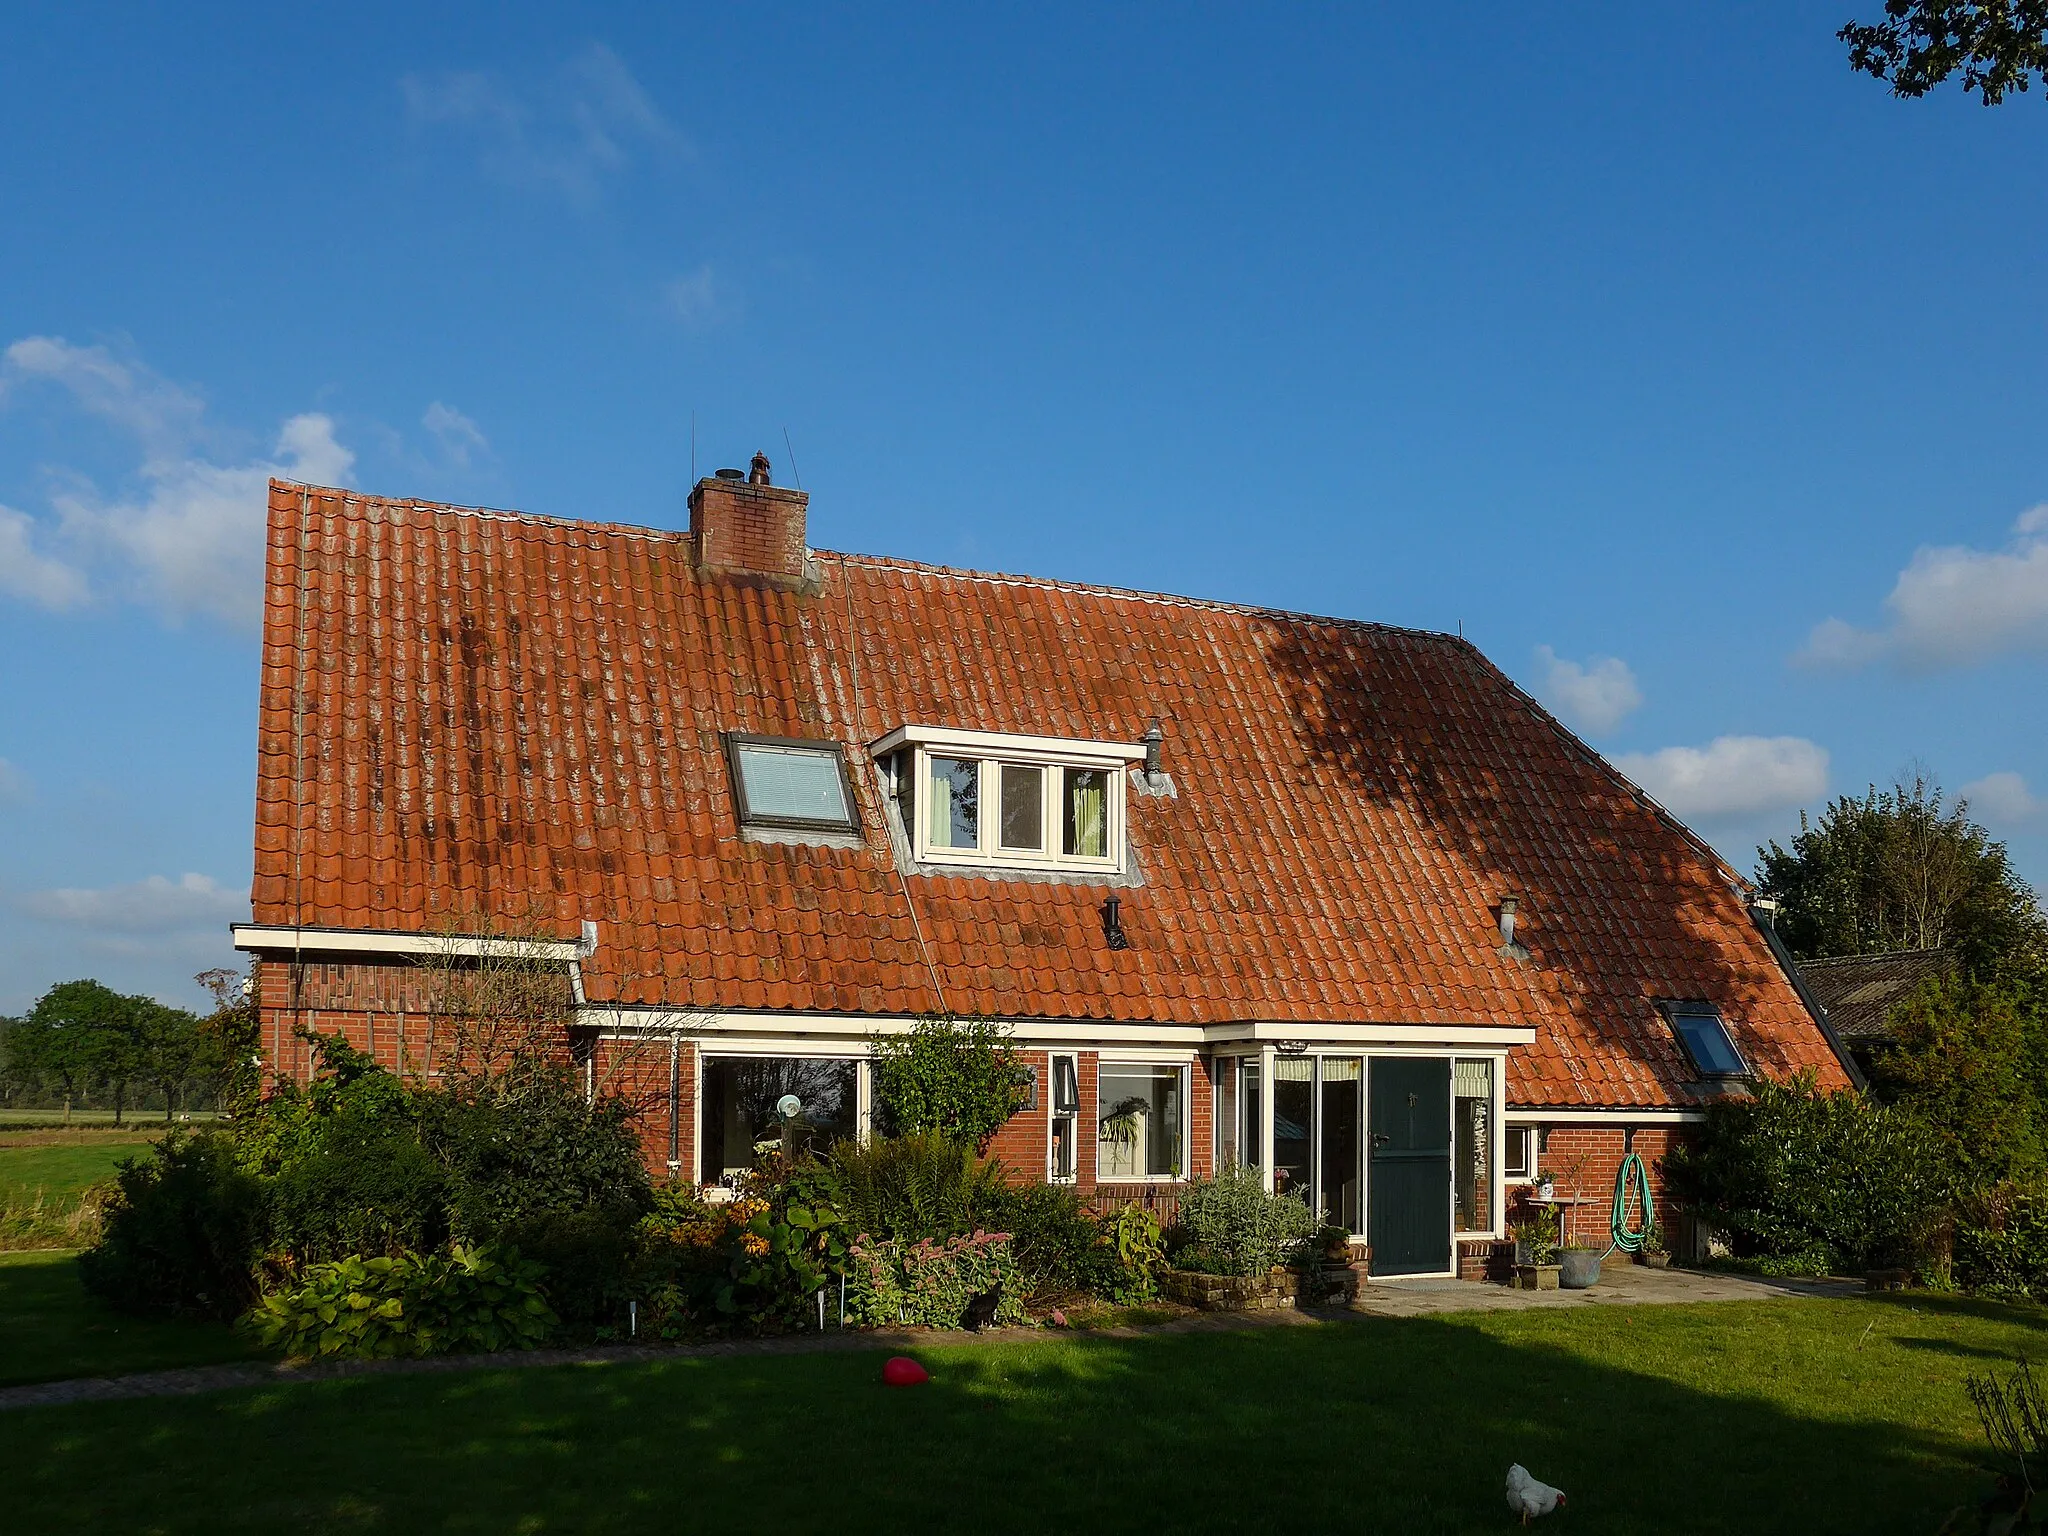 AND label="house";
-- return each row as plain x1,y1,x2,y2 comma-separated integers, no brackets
1796,949,1955,1076
231,461,1856,1278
